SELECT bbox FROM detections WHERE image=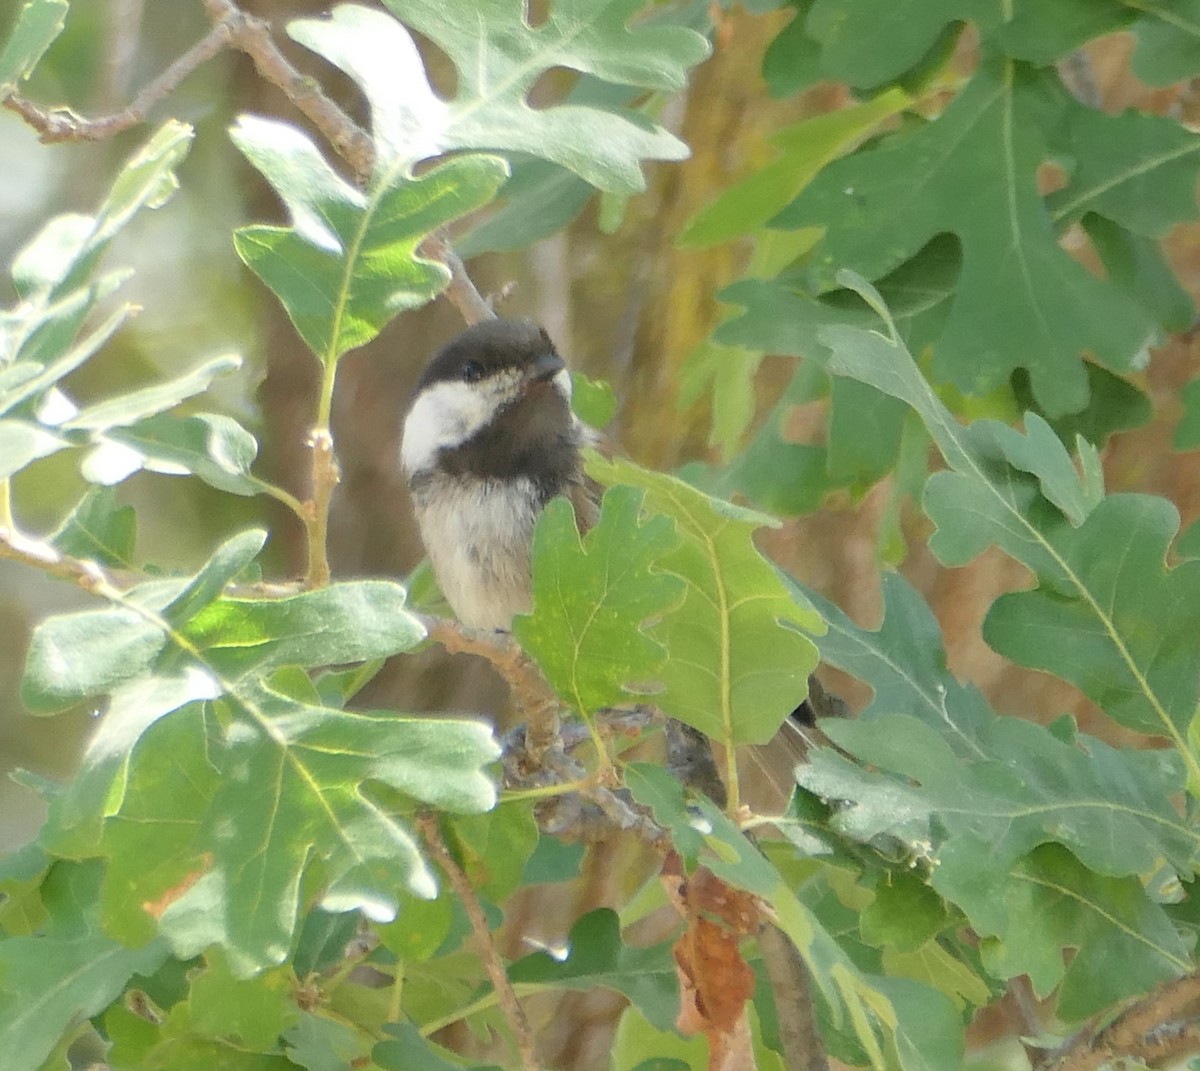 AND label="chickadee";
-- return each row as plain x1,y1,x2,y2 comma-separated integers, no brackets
400,318,834,803
400,318,598,631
